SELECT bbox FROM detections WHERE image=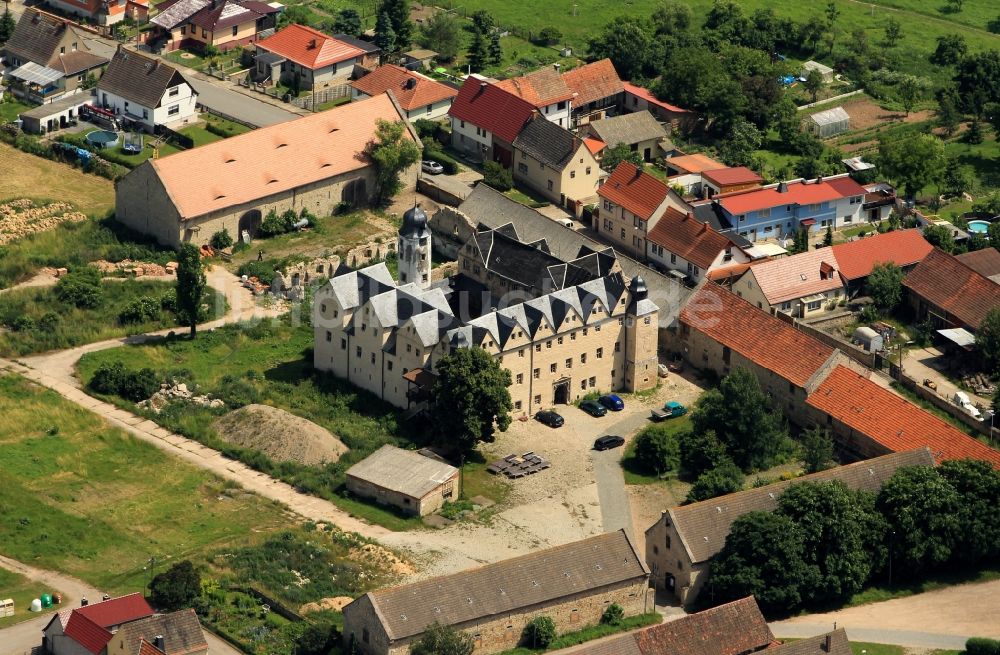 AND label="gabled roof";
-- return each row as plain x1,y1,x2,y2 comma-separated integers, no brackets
666,153,724,175
586,111,669,148
64,614,112,655
746,247,843,305
448,77,535,143
512,114,585,172
902,248,1000,330
143,93,412,220
63,594,155,655
351,529,647,640
350,64,457,111
598,162,669,221
646,207,740,270
562,59,624,106
494,66,573,107
680,285,836,387
956,247,1000,282
718,175,867,216
97,48,190,110
187,0,277,32
701,166,763,188
150,0,211,29
807,366,1000,467
4,9,107,74
583,137,605,155
830,229,932,282
810,106,850,126
621,81,691,114
662,448,935,564
770,630,852,655
112,609,207,655
255,24,364,70
346,445,458,499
